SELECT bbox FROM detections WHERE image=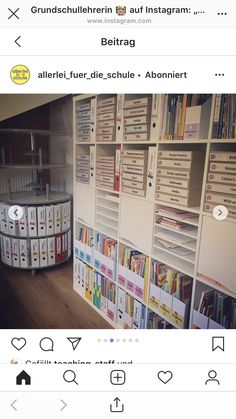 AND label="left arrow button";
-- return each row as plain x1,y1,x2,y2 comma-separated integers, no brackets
15,36,21,47
11,400,17,411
